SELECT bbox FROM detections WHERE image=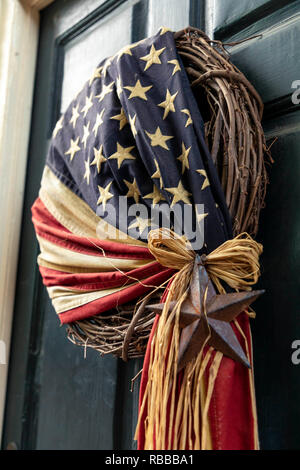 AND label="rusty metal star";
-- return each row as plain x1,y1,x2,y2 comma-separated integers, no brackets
146,255,264,371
